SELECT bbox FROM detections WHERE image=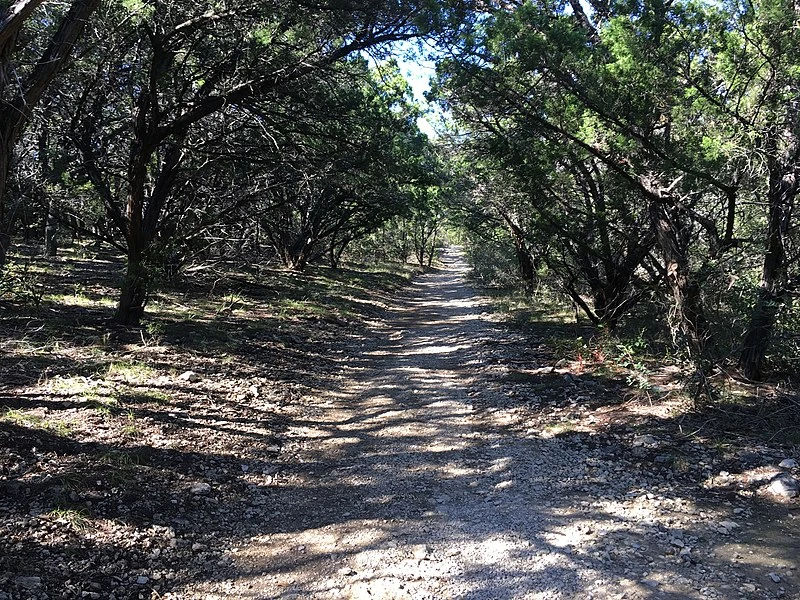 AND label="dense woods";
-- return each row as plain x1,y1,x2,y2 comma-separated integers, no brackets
1,0,798,382
1,0,464,325
435,0,799,385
